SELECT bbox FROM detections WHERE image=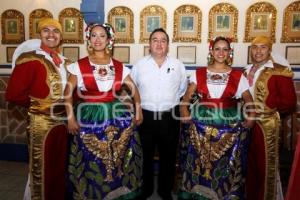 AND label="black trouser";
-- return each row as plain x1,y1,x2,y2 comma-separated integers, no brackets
139,106,180,199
